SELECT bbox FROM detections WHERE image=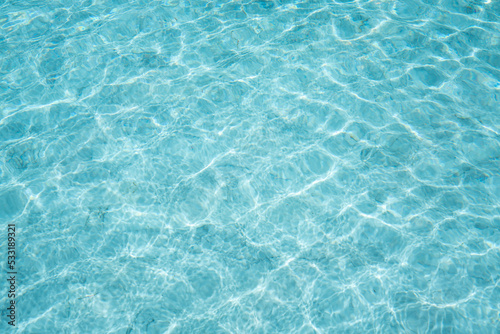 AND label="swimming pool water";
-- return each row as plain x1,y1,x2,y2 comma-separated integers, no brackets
1,0,499,333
